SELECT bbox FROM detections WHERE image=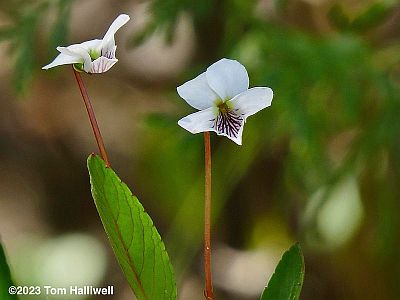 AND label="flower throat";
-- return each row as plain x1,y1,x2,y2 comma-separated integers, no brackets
215,102,243,138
